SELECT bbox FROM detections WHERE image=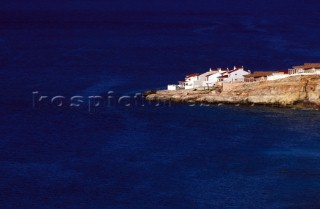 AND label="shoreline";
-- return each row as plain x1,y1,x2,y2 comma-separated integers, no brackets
145,75,320,110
